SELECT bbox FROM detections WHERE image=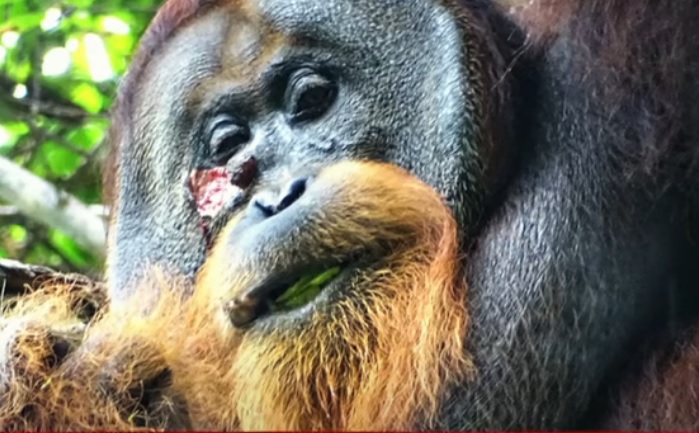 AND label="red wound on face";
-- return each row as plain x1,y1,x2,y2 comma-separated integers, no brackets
189,167,242,218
